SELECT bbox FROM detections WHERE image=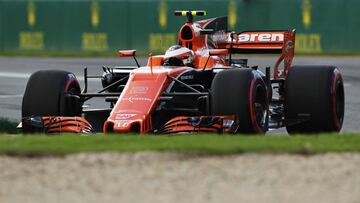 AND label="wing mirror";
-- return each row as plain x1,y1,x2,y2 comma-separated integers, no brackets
209,49,228,56
118,50,136,57
117,50,140,67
